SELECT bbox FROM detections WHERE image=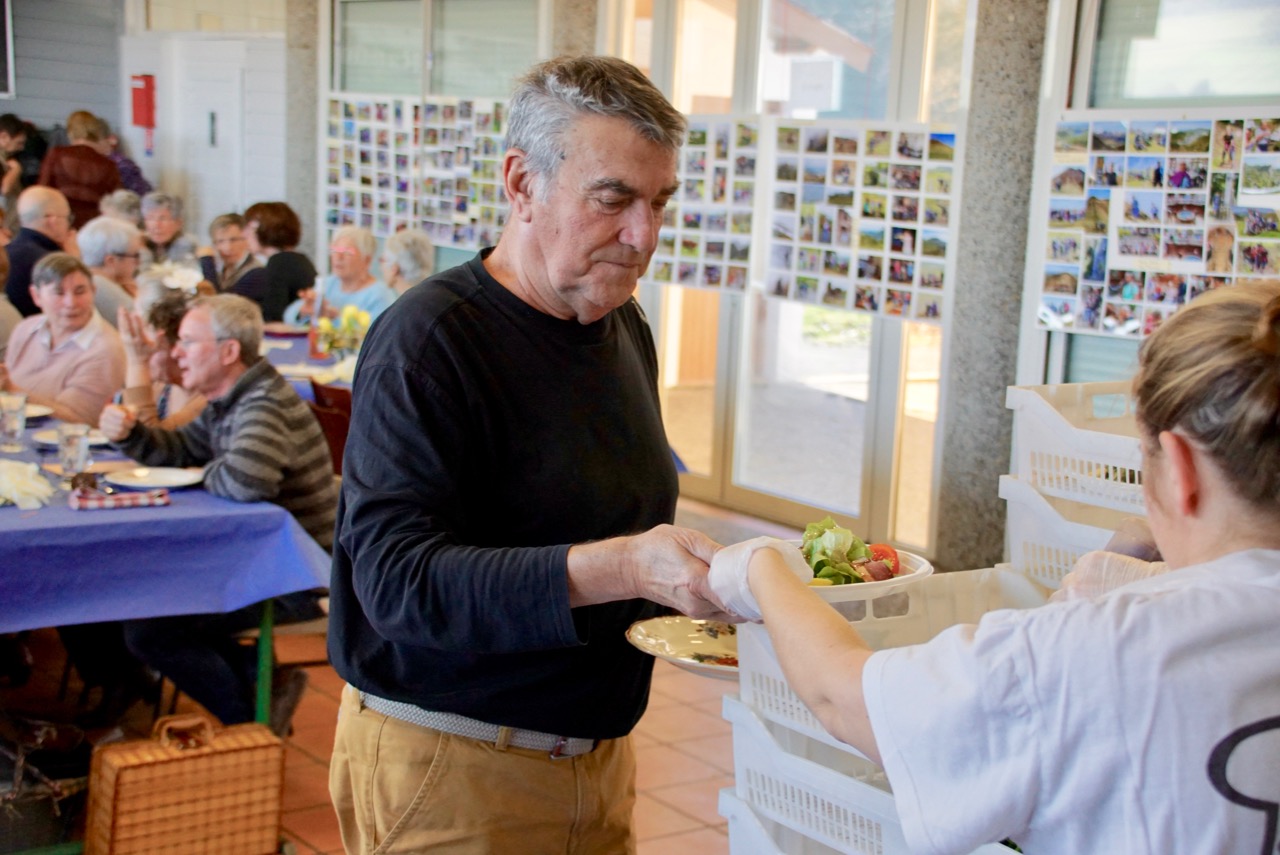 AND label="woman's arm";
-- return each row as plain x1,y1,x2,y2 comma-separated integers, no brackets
748,548,883,764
